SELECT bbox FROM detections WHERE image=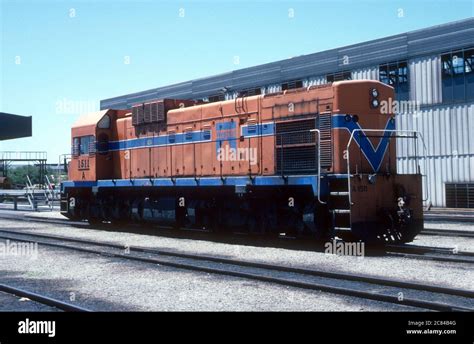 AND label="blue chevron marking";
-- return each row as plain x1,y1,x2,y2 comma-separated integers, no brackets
332,115,396,172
